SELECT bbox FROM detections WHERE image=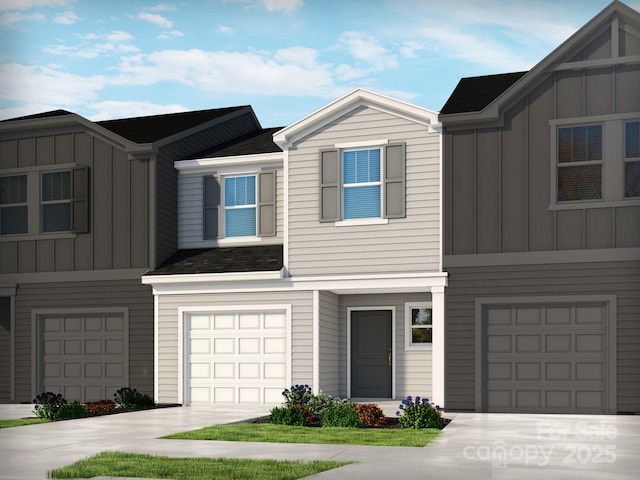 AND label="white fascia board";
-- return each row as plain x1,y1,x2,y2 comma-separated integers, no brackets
141,268,285,285
273,88,440,148
174,152,283,172
145,271,448,295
